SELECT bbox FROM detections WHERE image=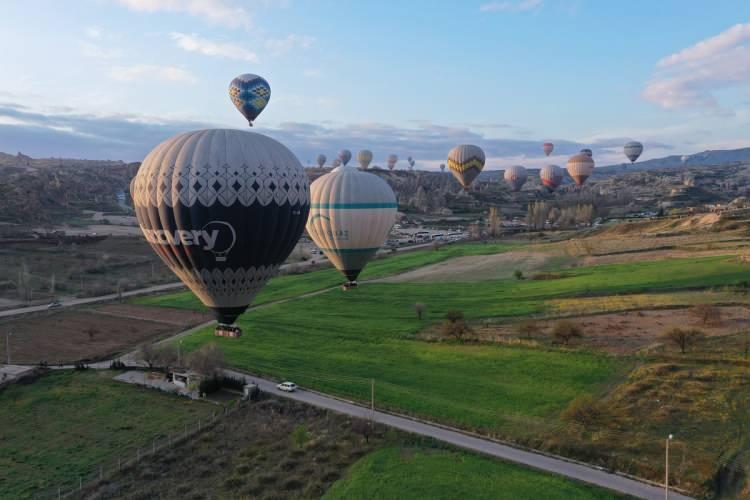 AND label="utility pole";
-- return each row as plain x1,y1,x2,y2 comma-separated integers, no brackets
5,332,11,365
665,434,673,500
370,378,375,426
